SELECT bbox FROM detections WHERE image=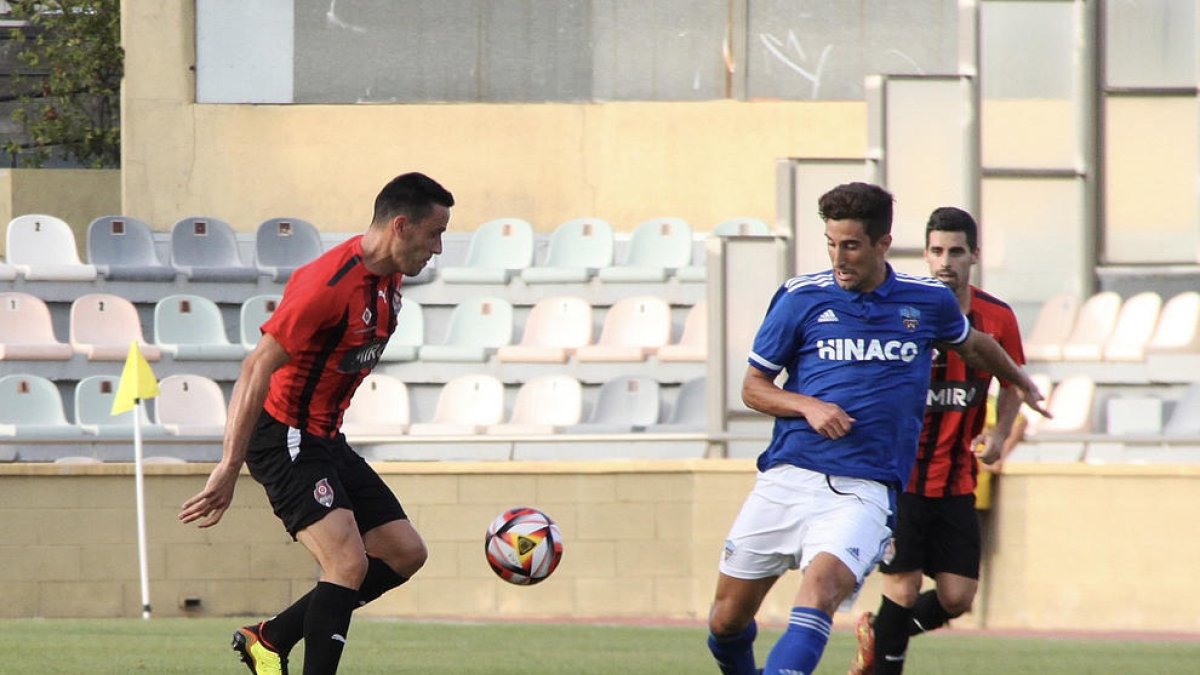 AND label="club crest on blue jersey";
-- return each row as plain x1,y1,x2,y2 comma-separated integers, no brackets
900,306,920,330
